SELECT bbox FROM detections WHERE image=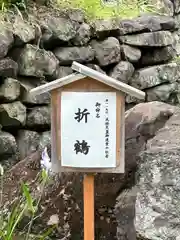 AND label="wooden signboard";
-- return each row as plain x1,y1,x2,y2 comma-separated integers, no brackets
30,61,145,240
51,77,125,173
